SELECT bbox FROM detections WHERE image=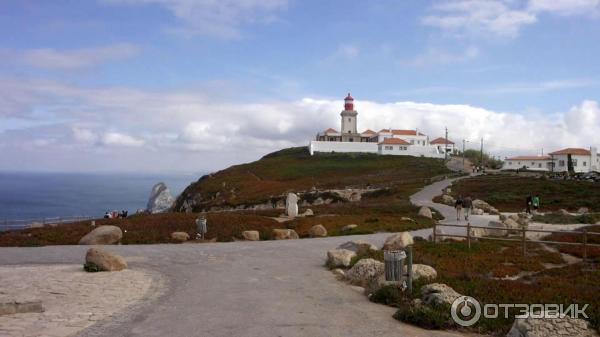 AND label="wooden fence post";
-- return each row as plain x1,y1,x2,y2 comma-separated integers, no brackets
467,222,471,251
583,229,588,262
522,227,527,256
432,223,437,244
